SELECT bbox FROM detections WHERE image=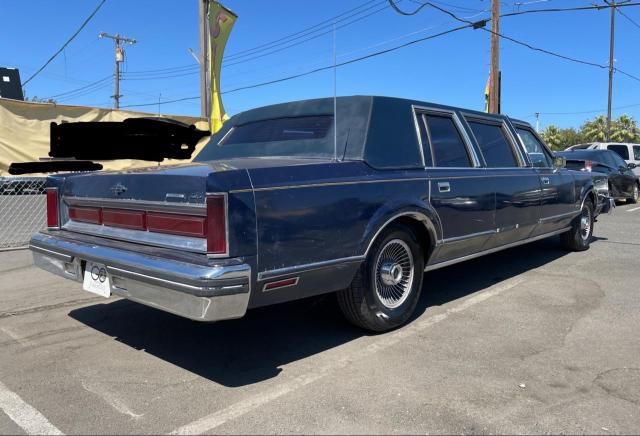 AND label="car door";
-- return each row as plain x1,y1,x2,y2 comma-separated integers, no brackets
632,145,640,176
464,116,542,247
608,151,636,197
513,125,576,235
414,107,495,263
